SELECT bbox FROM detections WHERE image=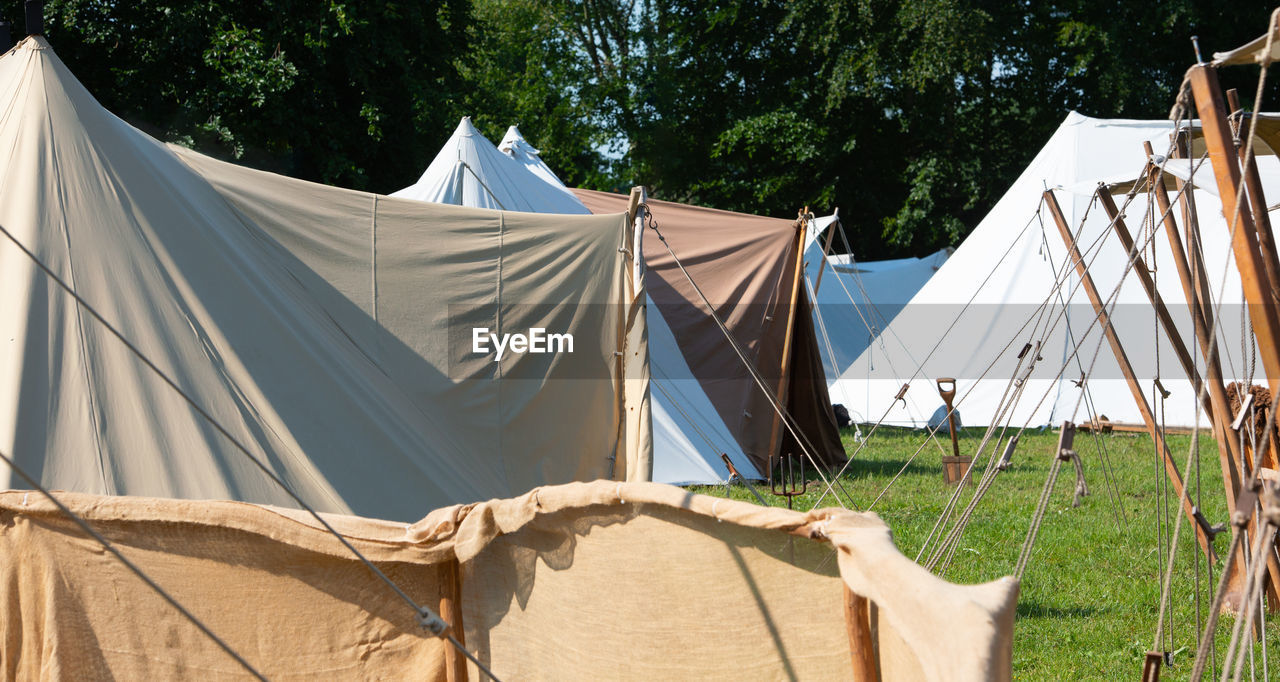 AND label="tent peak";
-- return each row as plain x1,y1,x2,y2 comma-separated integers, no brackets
453,116,482,137
499,125,540,157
